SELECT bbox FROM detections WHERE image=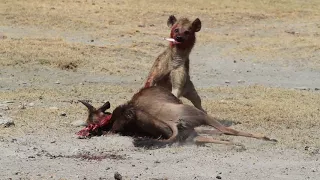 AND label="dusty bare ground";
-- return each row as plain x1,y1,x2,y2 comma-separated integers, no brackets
1,0,320,179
